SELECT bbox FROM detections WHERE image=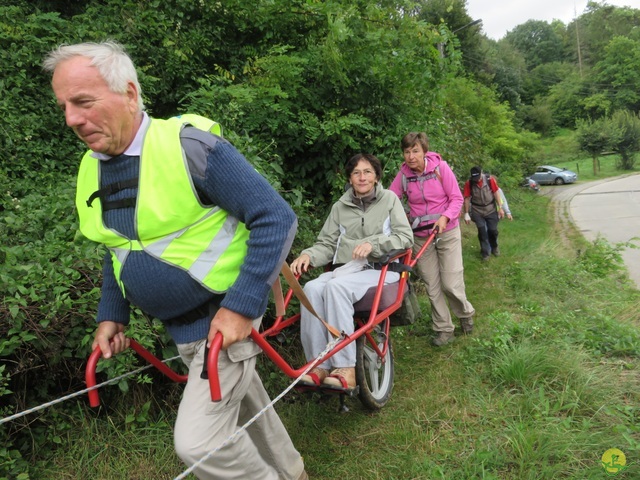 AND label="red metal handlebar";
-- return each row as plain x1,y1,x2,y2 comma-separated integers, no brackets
206,333,224,402
409,228,439,269
85,346,103,407
85,339,188,407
